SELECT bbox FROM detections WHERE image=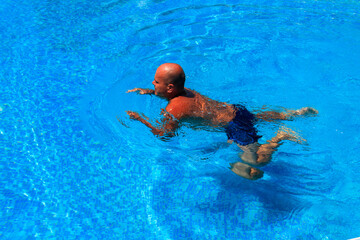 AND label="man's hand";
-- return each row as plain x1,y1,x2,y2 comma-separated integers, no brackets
126,111,141,120
127,88,154,95
125,110,177,137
